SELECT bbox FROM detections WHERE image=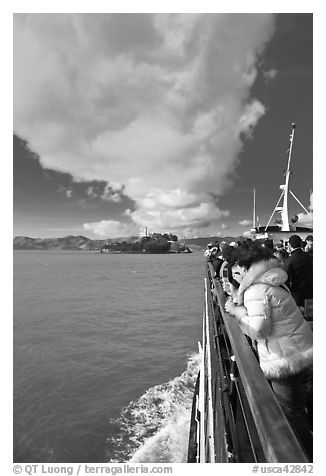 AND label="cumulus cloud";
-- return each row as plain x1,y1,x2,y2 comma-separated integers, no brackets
129,201,230,230
296,192,313,228
14,13,276,237
239,219,252,226
83,219,141,238
55,177,126,204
